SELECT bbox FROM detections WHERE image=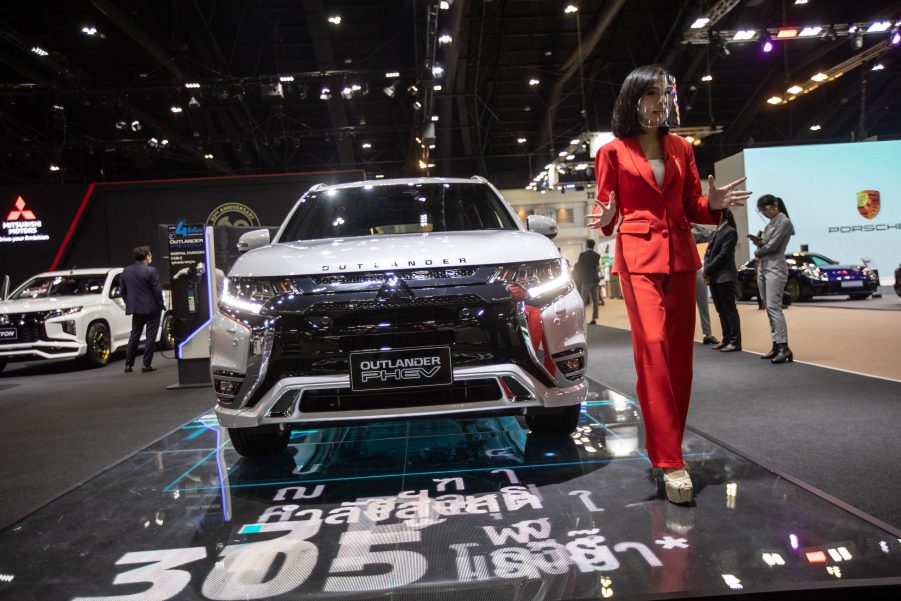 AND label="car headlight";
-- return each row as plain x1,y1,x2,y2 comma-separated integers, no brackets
491,259,572,302
802,267,827,281
45,306,83,319
863,268,878,281
220,277,297,314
